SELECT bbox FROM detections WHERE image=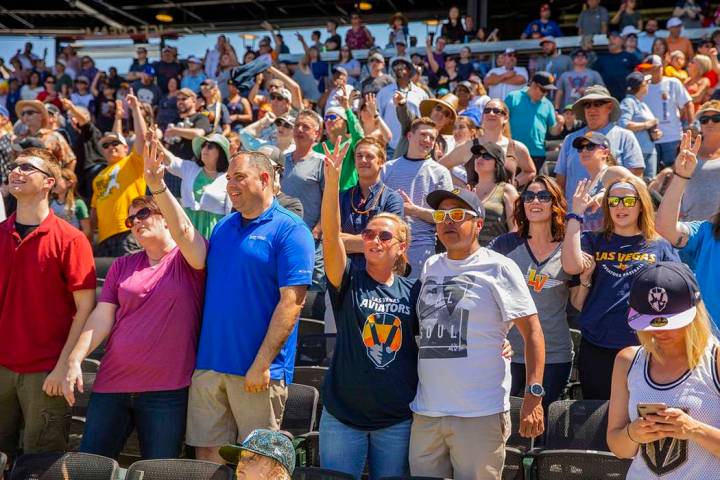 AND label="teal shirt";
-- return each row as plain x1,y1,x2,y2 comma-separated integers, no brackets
505,88,557,157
